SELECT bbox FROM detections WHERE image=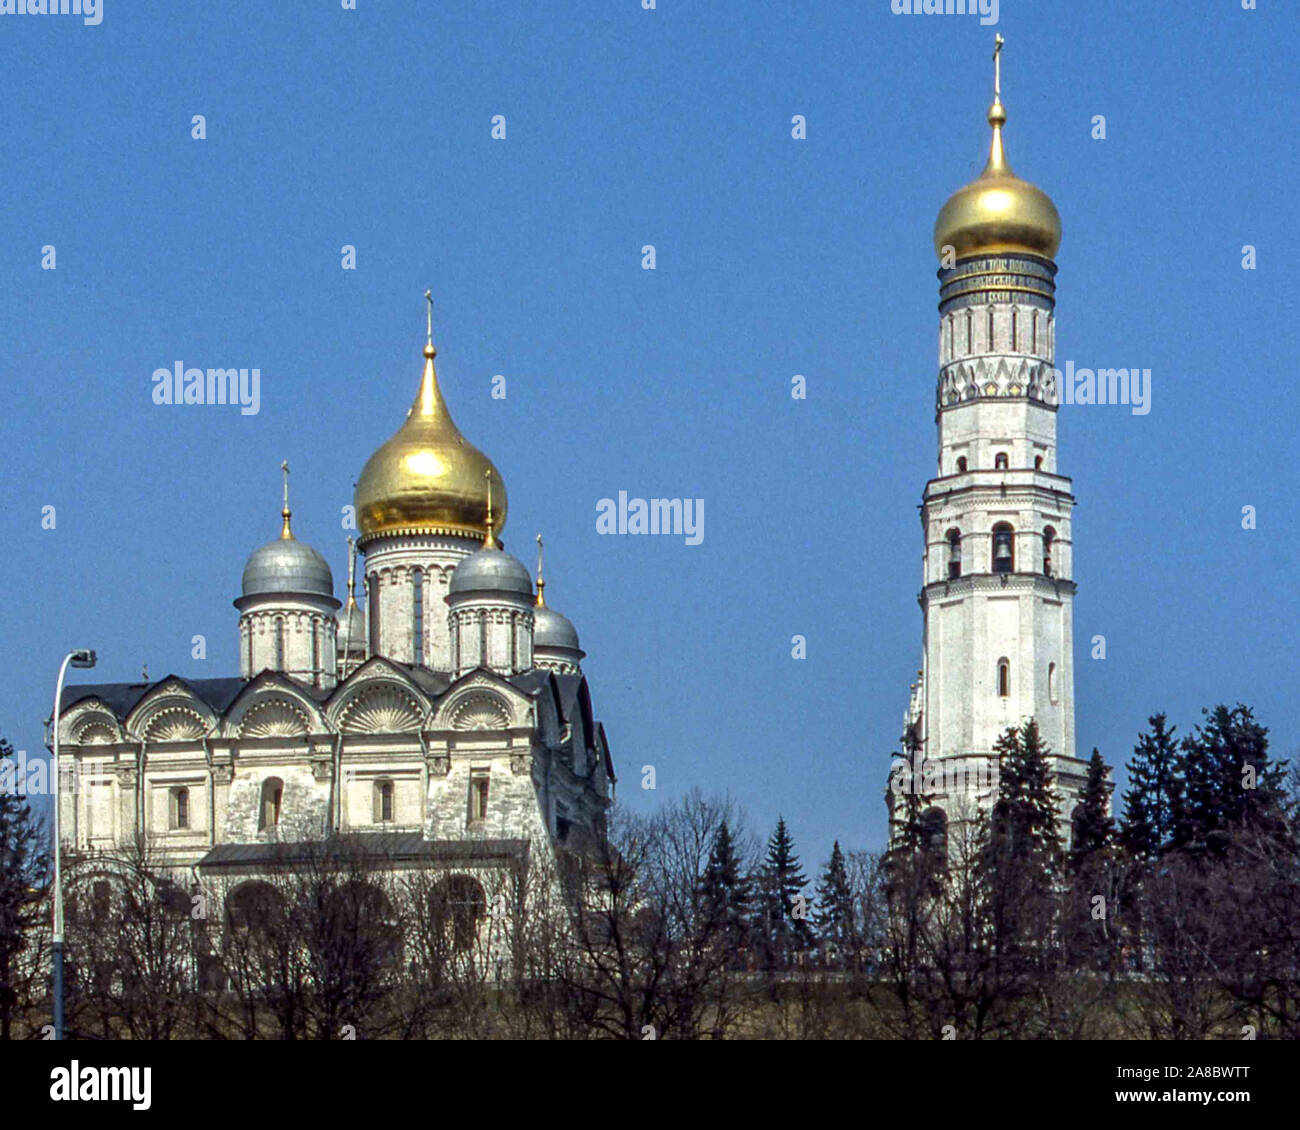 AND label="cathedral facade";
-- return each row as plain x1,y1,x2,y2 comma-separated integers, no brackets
53,305,614,910
891,47,1090,842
